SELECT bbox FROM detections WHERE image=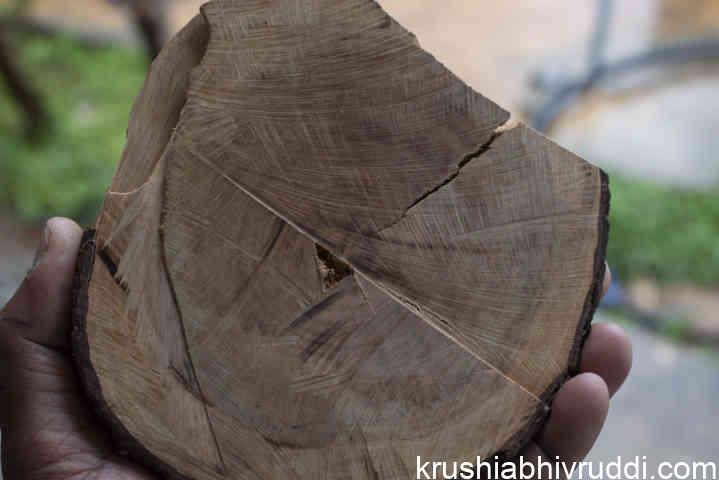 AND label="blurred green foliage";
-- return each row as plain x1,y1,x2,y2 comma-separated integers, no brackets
608,175,719,287
0,32,717,287
0,30,145,224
